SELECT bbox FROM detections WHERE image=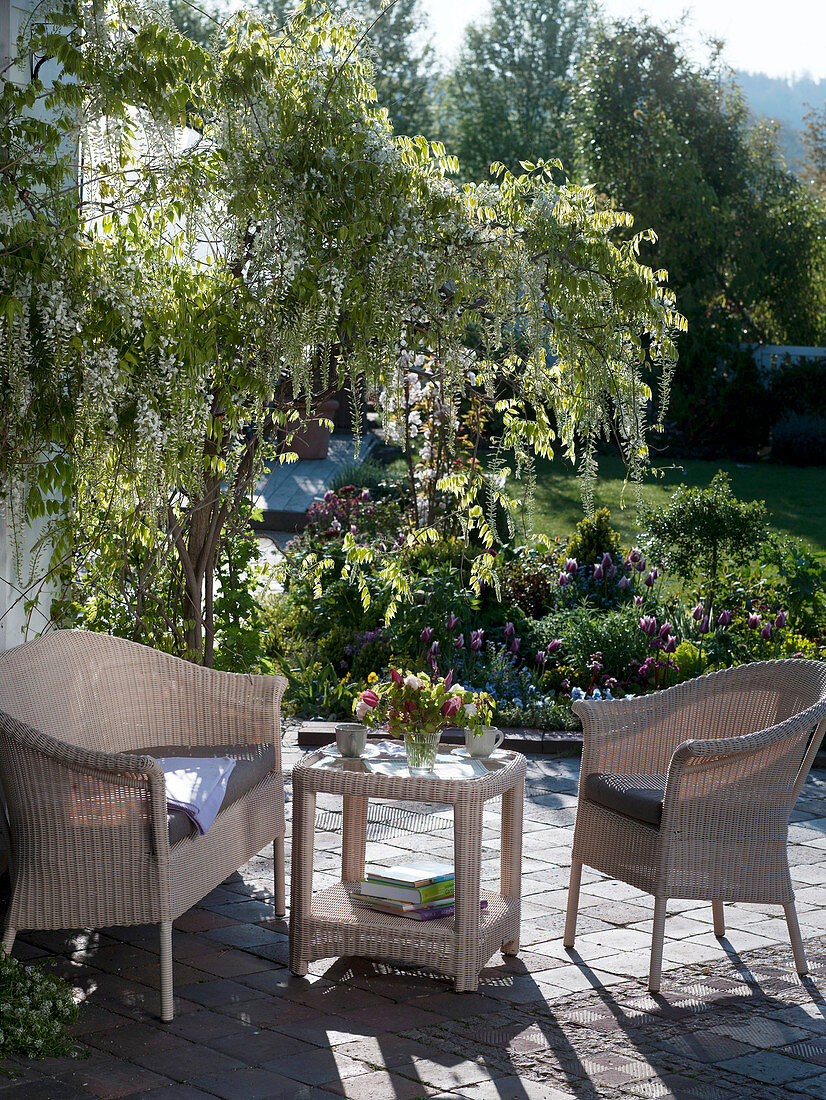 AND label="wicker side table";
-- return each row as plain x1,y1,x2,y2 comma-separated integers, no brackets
289,743,525,991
